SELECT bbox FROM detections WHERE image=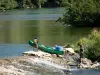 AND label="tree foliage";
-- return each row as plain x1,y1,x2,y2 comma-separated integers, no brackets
0,0,67,10
43,0,63,7
0,0,17,10
59,0,100,27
